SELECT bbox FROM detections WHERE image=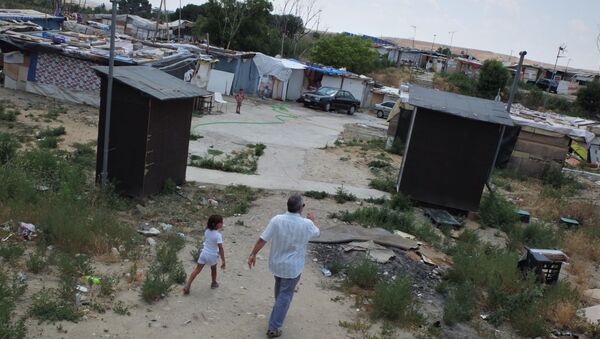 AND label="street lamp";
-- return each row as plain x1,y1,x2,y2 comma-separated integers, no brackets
448,31,456,55
410,25,416,48
431,34,436,52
